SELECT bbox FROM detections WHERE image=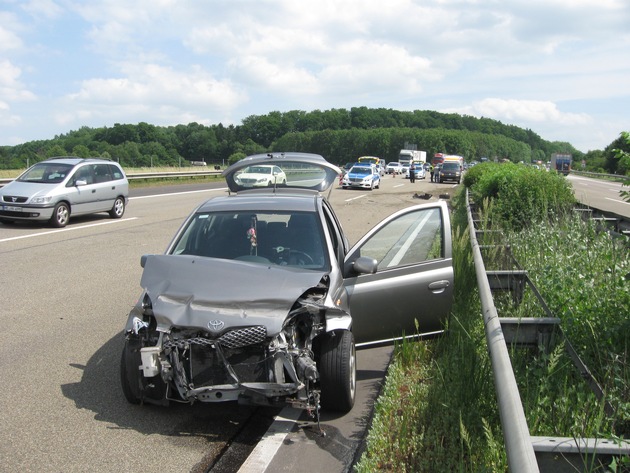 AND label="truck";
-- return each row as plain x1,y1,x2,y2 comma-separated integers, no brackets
432,153,464,170
398,150,427,178
399,149,426,167
550,153,572,175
